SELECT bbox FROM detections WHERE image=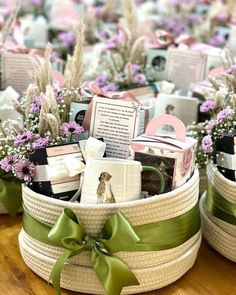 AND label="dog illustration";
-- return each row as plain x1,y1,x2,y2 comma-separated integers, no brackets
96,172,116,204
